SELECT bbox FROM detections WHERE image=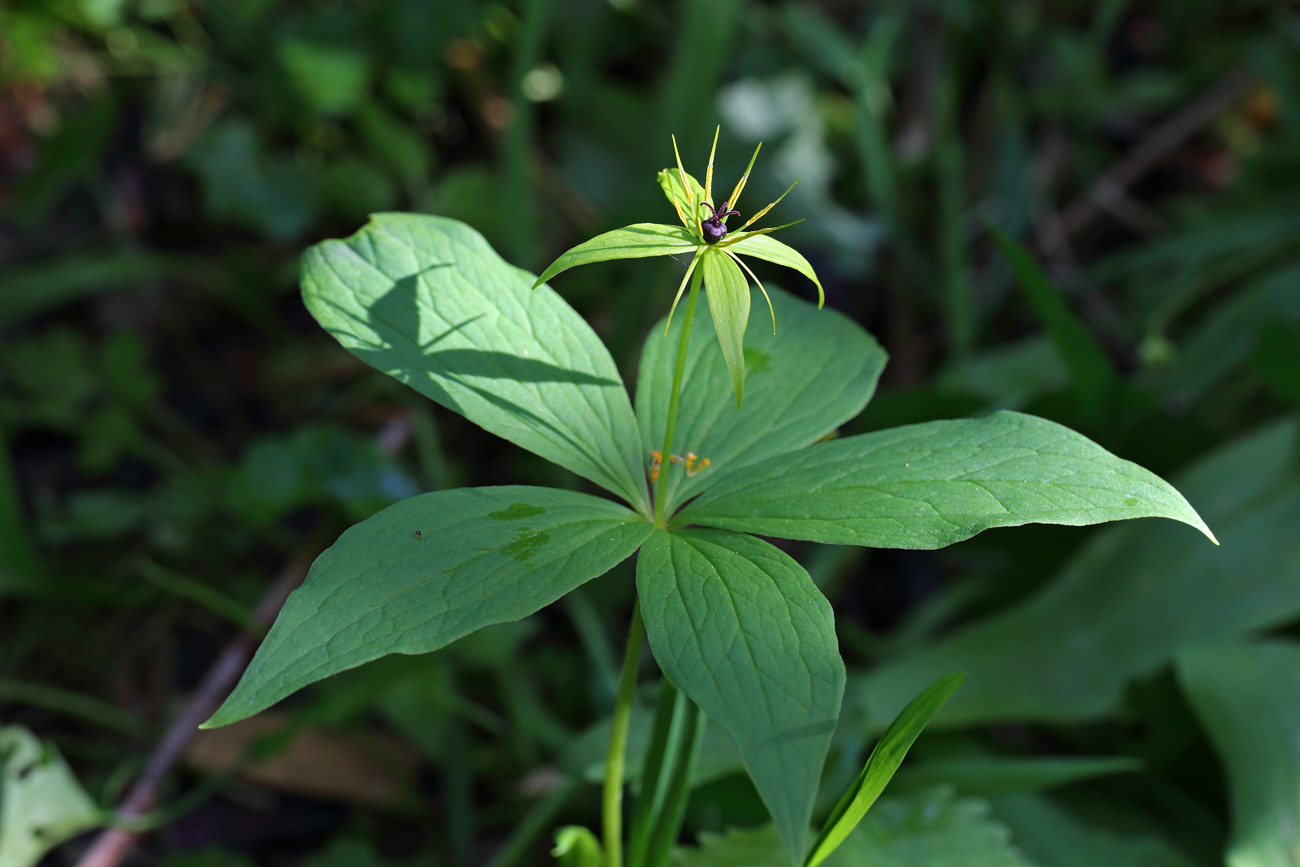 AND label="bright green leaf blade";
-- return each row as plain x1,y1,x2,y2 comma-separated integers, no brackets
680,411,1215,547
0,725,101,867
805,674,963,867
854,417,1300,731
636,529,845,862
302,214,649,511
636,286,885,514
676,788,1033,867
531,223,699,289
700,249,752,408
206,487,651,727
725,233,824,307
987,225,1119,408
1178,640,1300,867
